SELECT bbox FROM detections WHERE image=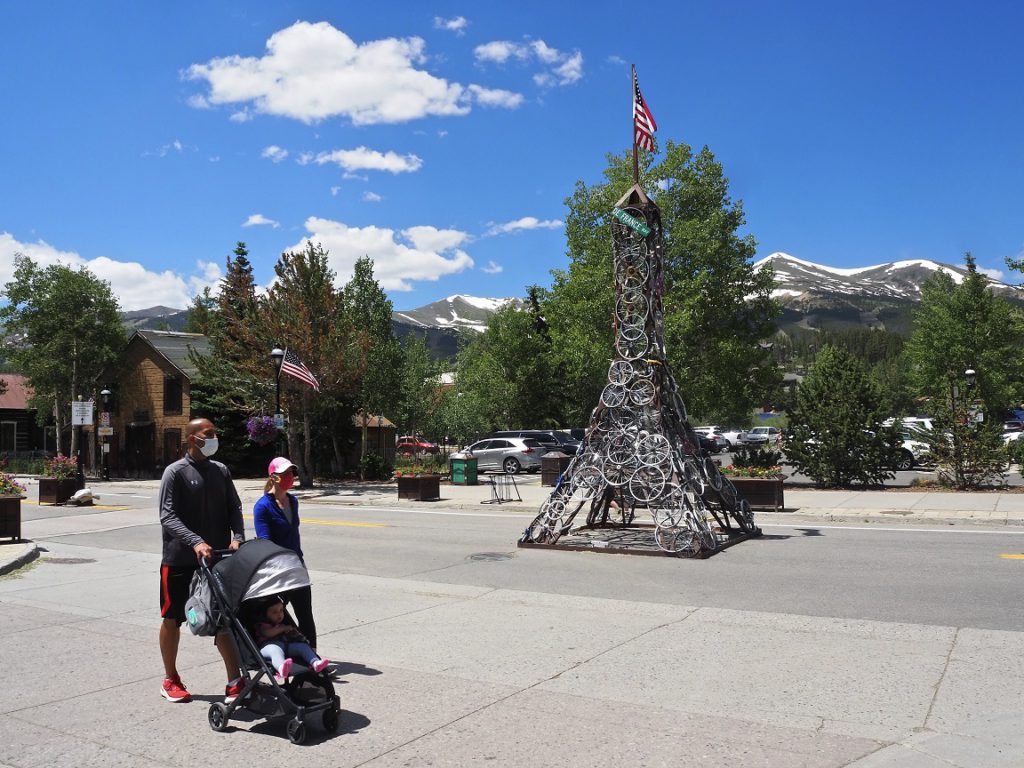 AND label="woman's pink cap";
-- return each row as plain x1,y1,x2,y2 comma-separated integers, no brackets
268,457,296,476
